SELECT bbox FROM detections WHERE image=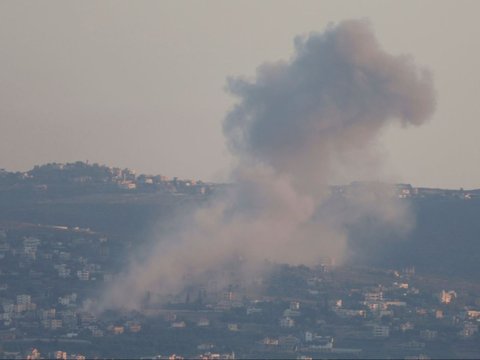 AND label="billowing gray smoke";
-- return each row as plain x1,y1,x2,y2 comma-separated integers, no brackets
98,19,435,311
225,19,434,195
